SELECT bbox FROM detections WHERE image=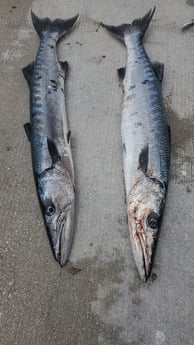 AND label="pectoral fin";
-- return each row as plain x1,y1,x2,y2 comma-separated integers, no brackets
138,145,149,175
47,138,61,165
